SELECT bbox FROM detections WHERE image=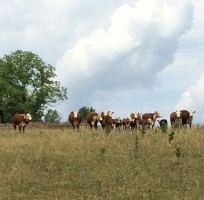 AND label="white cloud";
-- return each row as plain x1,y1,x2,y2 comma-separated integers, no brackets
56,0,193,119
176,73,204,122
